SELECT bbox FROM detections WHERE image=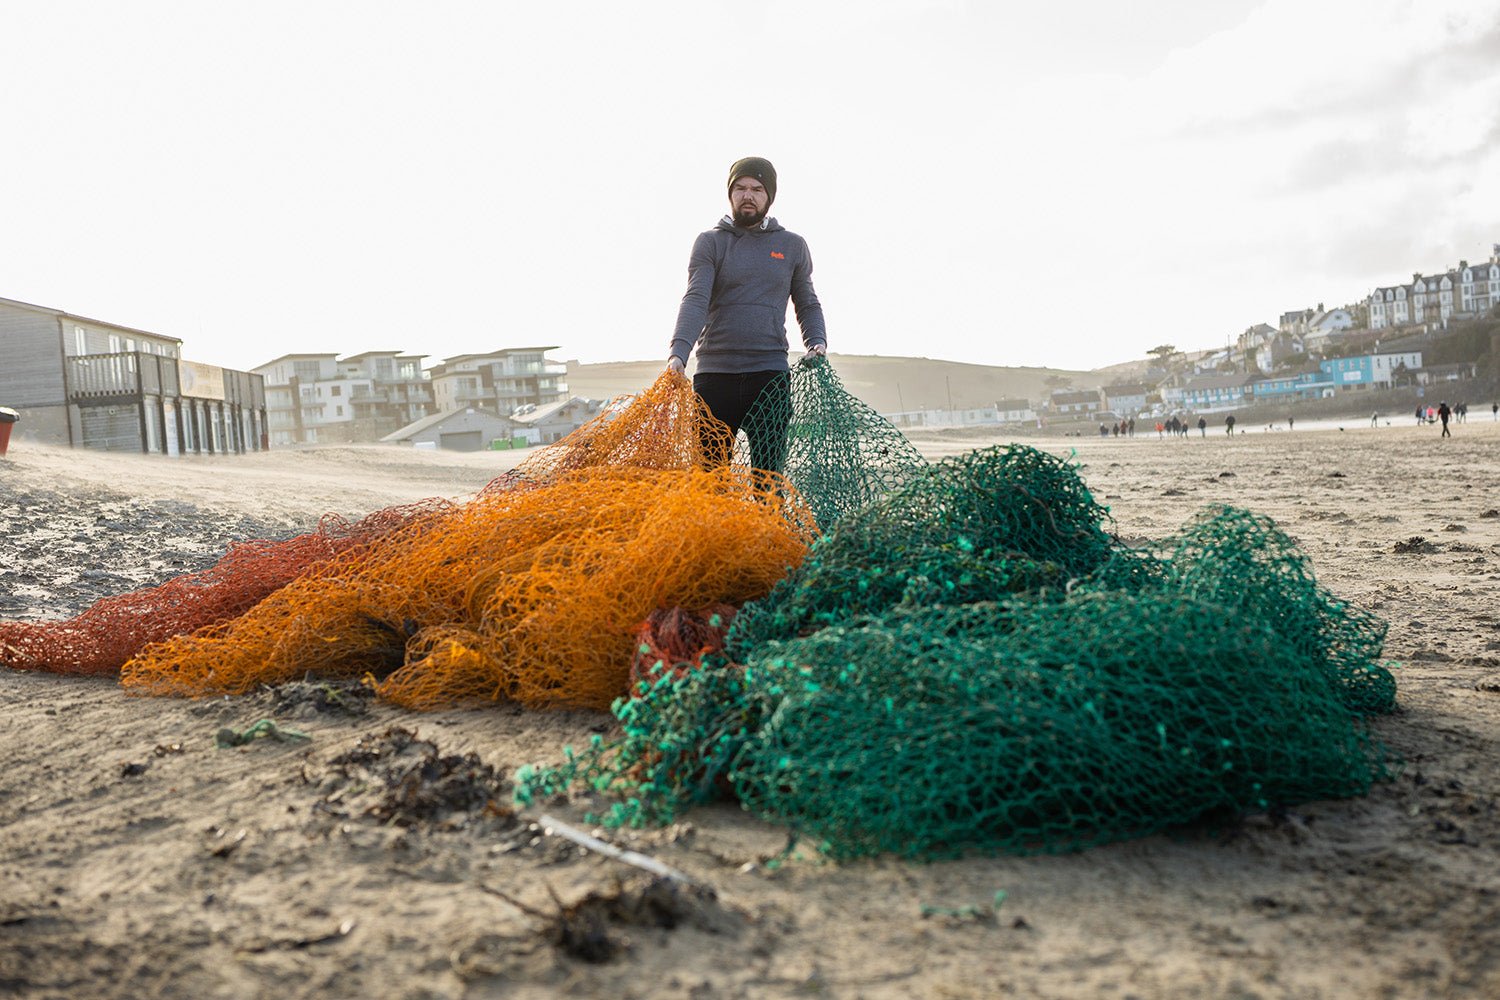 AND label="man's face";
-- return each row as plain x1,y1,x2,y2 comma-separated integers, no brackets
730,176,769,227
